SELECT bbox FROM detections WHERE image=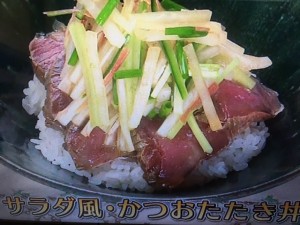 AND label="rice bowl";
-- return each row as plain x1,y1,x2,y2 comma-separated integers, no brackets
23,75,271,192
